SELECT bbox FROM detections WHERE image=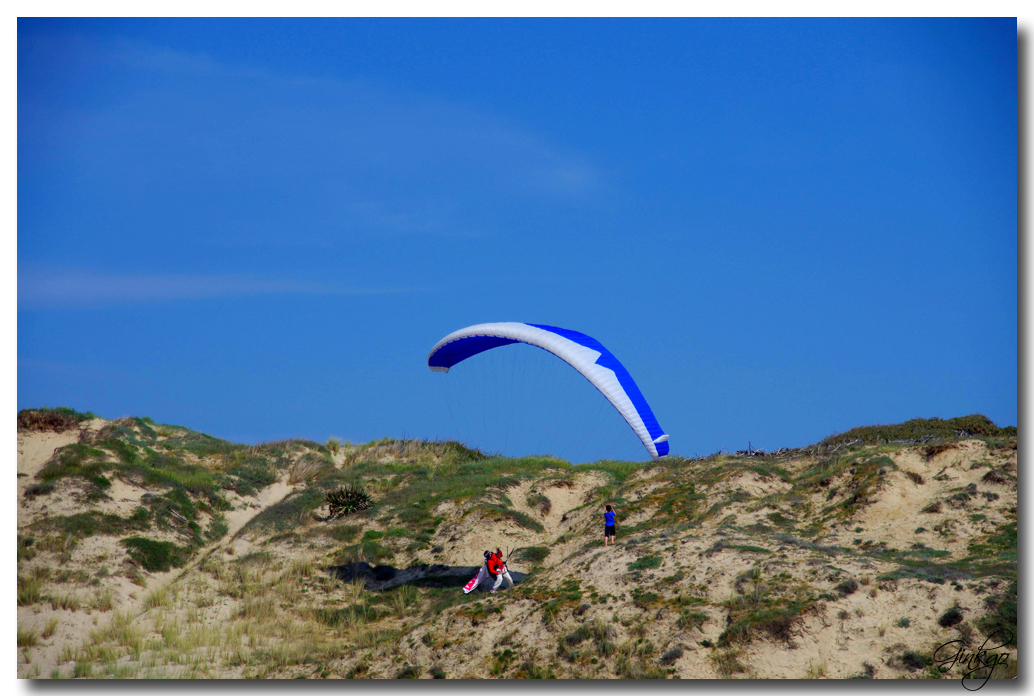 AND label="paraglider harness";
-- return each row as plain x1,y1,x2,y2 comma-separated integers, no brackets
484,550,498,578
498,547,520,575
485,548,517,578
463,548,518,594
